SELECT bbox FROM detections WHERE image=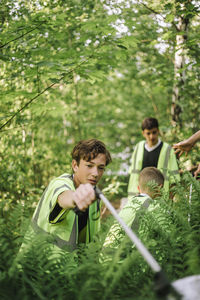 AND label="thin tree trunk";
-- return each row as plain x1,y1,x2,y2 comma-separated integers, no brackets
171,1,189,127
73,71,82,140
